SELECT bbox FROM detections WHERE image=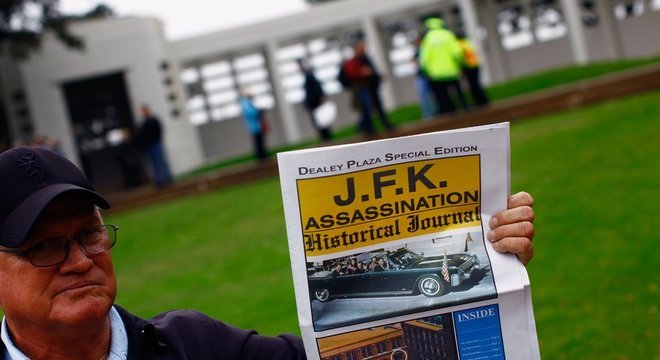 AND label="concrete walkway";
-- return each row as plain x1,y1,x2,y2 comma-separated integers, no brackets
105,63,660,214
